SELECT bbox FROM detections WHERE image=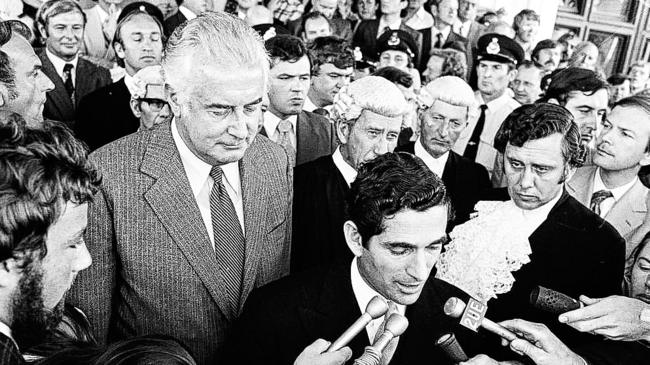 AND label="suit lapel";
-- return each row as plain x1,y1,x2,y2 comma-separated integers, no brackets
39,50,75,117
566,166,596,206
325,157,349,225
75,59,92,107
140,125,234,319
441,151,459,188
604,180,648,239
